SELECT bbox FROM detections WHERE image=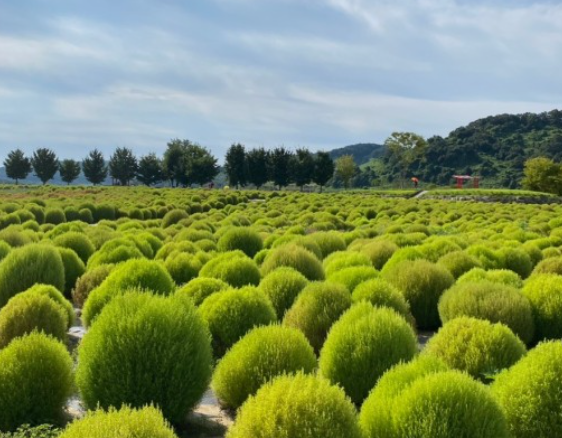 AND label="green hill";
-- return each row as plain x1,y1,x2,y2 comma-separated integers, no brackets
329,143,386,165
